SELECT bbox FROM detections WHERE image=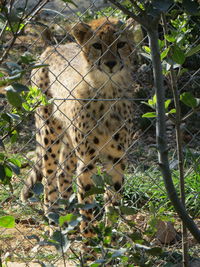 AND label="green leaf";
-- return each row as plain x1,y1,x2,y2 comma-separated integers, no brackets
142,112,156,118
6,113,21,120
5,83,29,93
78,202,97,210
84,187,105,198
0,153,5,160
0,72,4,78
141,101,154,109
111,248,126,258
164,34,176,43
161,47,170,60
4,166,12,178
146,247,162,256
153,94,157,105
91,174,104,187
8,158,21,167
51,230,70,252
186,44,200,57
30,63,49,70
171,45,186,65
120,206,136,215
142,46,151,53
129,232,143,241
10,131,18,143
90,263,101,267
7,162,20,175
32,183,44,195
59,213,78,227
6,90,22,108
7,73,22,82
103,173,113,186
148,99,154,106
168,108,176,114
165,99,171,110
20,52,35,64
1,113,11,123
0,215,15,228
180,92,198,108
